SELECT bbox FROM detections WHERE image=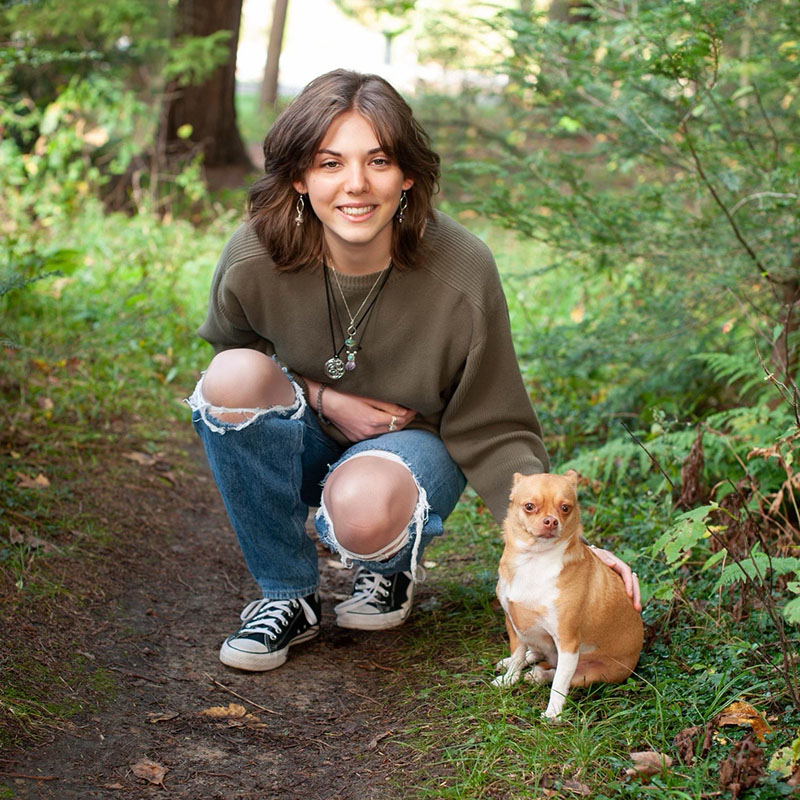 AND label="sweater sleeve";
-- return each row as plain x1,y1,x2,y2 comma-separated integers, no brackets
197,226,274,356
439,266,549,525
